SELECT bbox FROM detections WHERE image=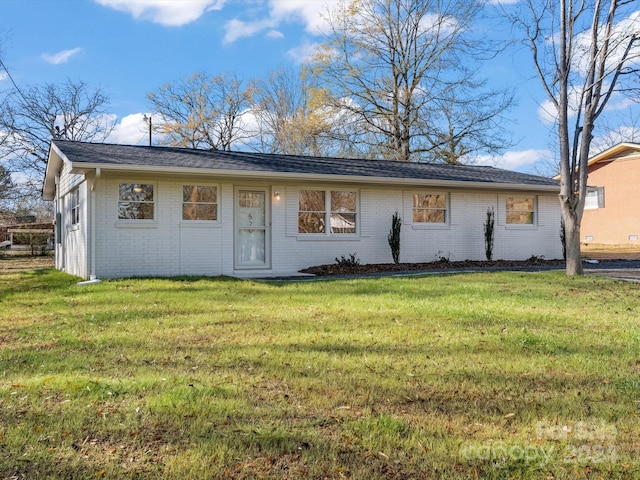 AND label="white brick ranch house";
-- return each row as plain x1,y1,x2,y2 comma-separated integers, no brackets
42,140,562,280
